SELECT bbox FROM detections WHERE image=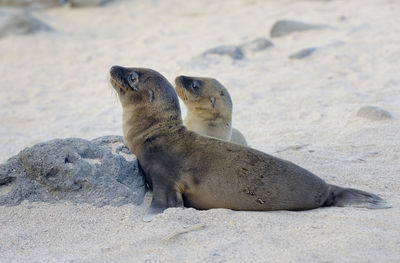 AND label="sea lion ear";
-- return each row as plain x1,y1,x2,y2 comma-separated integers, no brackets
148,89,154,102
210,97,216,108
